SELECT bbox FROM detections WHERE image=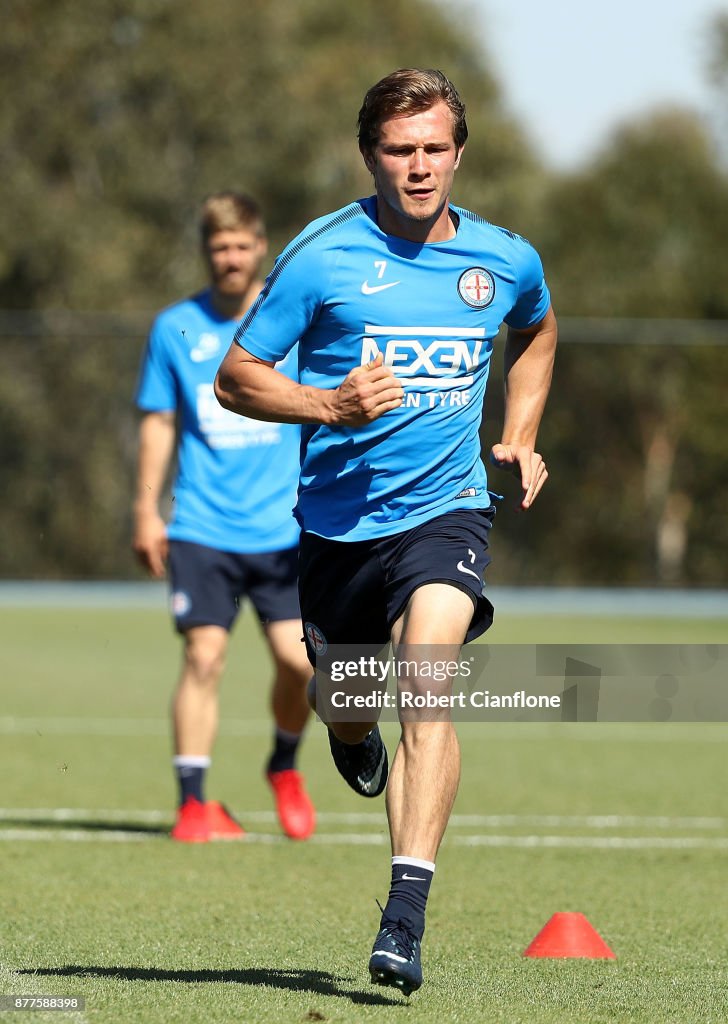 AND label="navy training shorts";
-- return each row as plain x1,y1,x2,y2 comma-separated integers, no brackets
298,508,495,666
168,540,300,634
